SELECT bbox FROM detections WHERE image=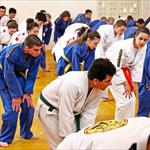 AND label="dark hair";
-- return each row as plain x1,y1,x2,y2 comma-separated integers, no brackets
88,58,116,81
0,6,6,10
101,16,107,20
7,20,18,29
60,11,70,18
84,29,100,41
40,10,46,13
85,9,92,14
9,8,17,14
137,18,144,24
134,27,150,37
24,34,43,48
68,27,100,46
127,15,134,21
26,18,34,25
115,19,127,27
35,12,47,22
27,22,39,31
